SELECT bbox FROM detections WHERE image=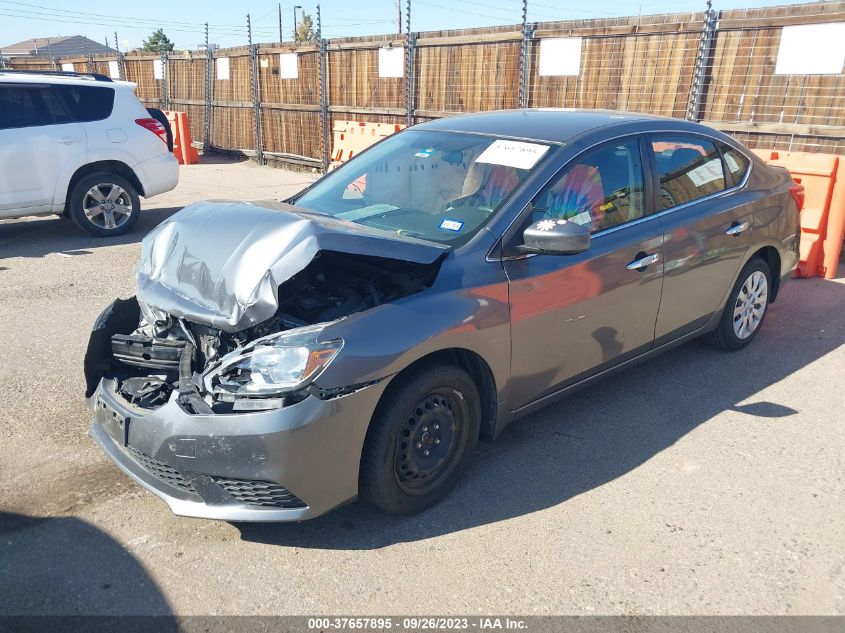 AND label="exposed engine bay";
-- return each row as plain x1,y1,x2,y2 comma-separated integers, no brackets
86,251,440,414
